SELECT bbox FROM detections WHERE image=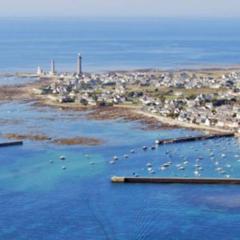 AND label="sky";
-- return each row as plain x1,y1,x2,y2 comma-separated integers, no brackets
1,0,240,18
